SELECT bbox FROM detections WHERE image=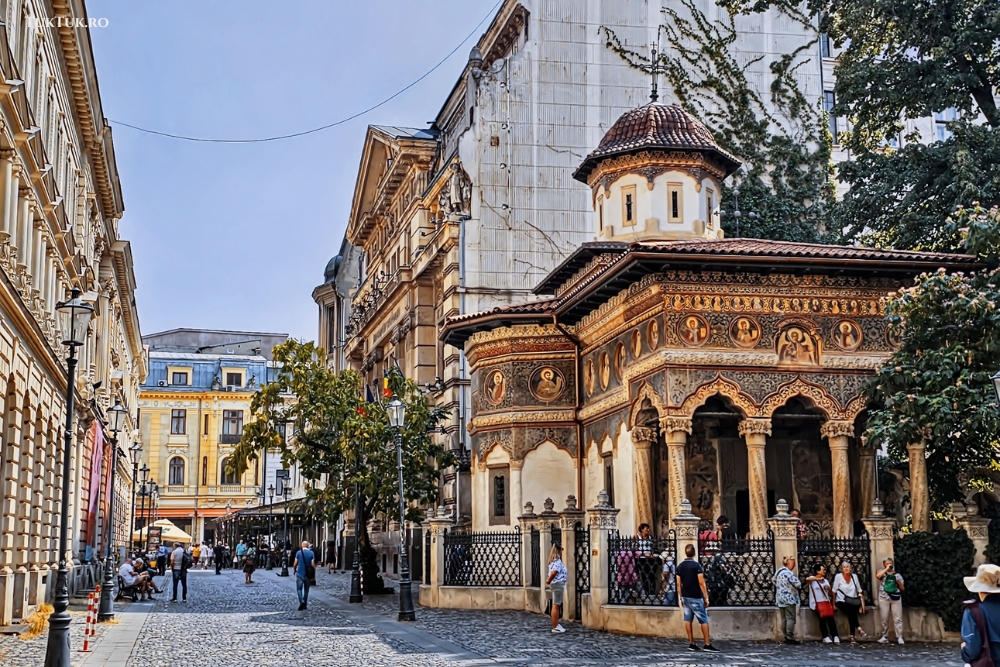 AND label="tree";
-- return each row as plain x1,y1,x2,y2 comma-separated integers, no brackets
829,0,1000,250
230,339,453,592
865,205,1000,510
602,1,838,243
